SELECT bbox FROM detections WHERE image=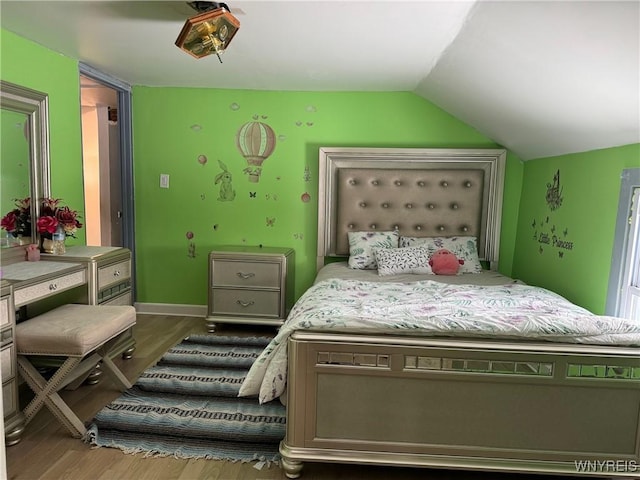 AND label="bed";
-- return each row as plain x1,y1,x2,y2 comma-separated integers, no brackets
238,147,640,479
